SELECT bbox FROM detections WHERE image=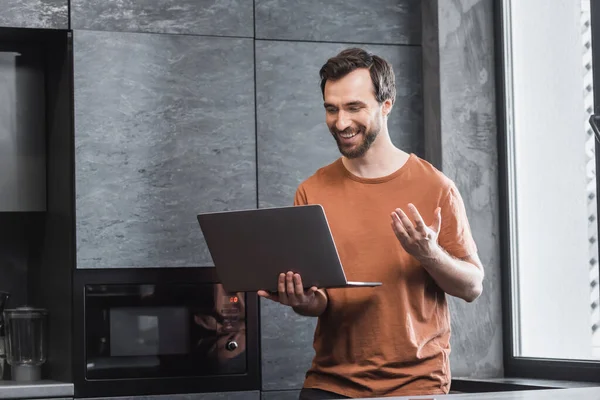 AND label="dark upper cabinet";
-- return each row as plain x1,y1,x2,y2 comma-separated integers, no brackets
0,46,46,211
0,0,68,30
73,30,256,269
